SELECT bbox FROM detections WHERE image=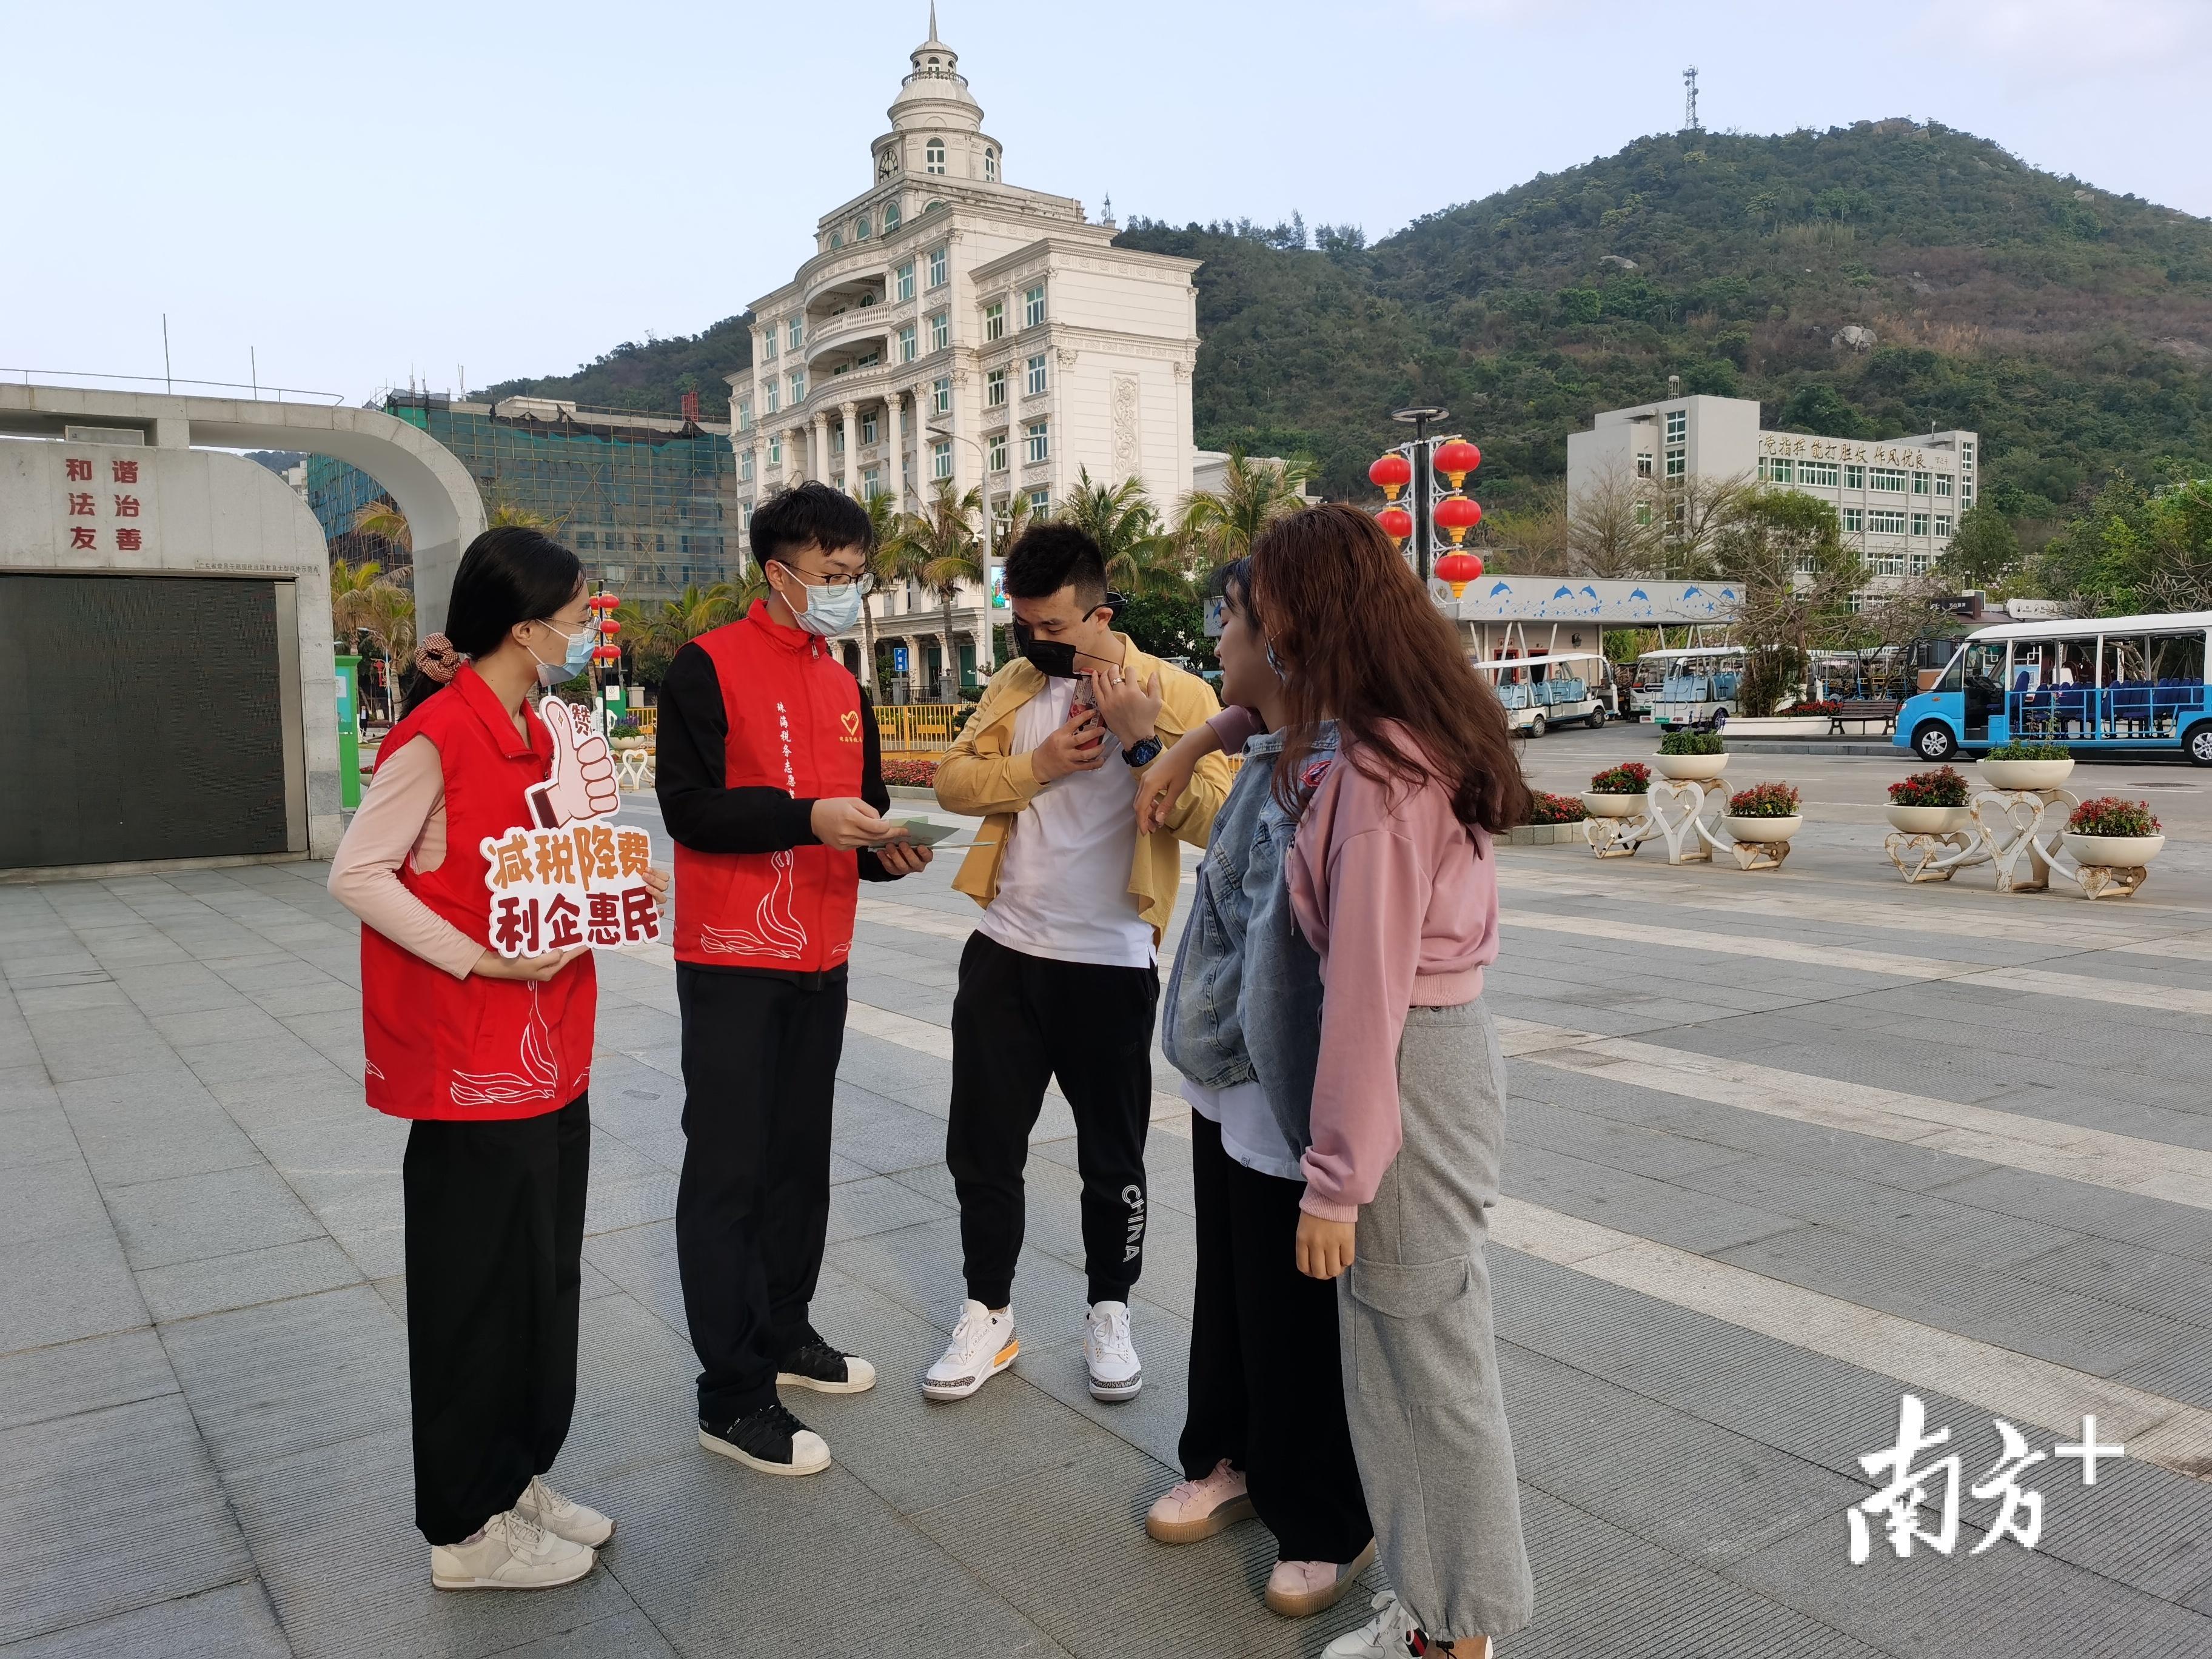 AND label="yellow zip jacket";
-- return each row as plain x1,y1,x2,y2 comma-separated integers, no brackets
934,635,1234,945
